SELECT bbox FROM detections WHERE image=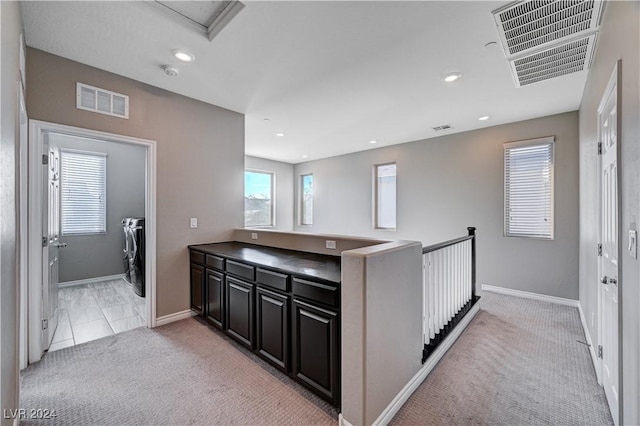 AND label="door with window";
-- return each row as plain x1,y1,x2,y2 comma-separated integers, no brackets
598,64,620,425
